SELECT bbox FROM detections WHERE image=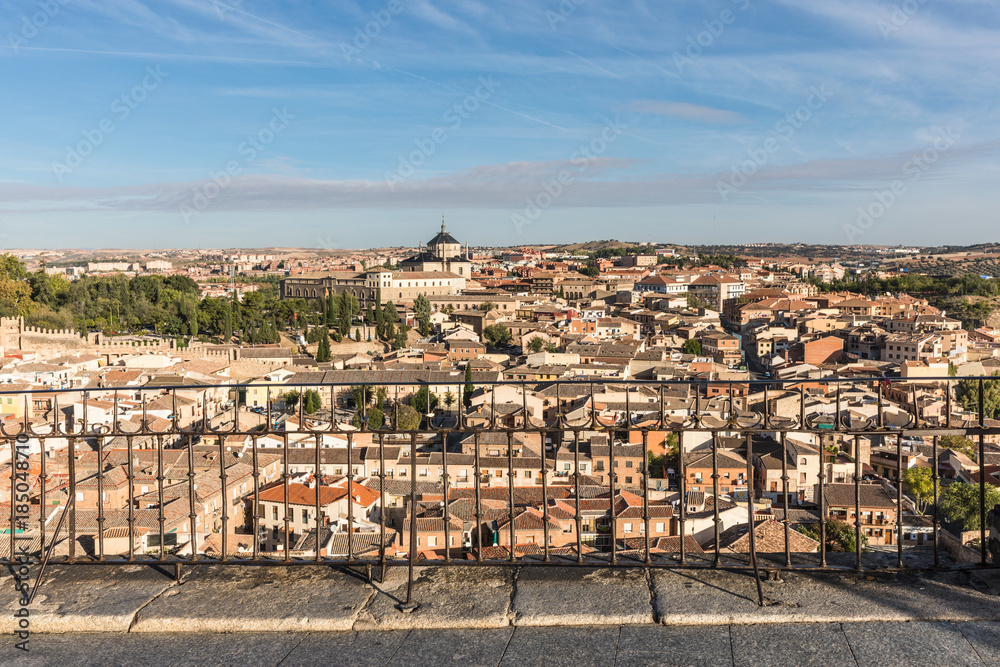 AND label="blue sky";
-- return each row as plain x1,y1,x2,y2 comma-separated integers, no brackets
1,0,999,249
